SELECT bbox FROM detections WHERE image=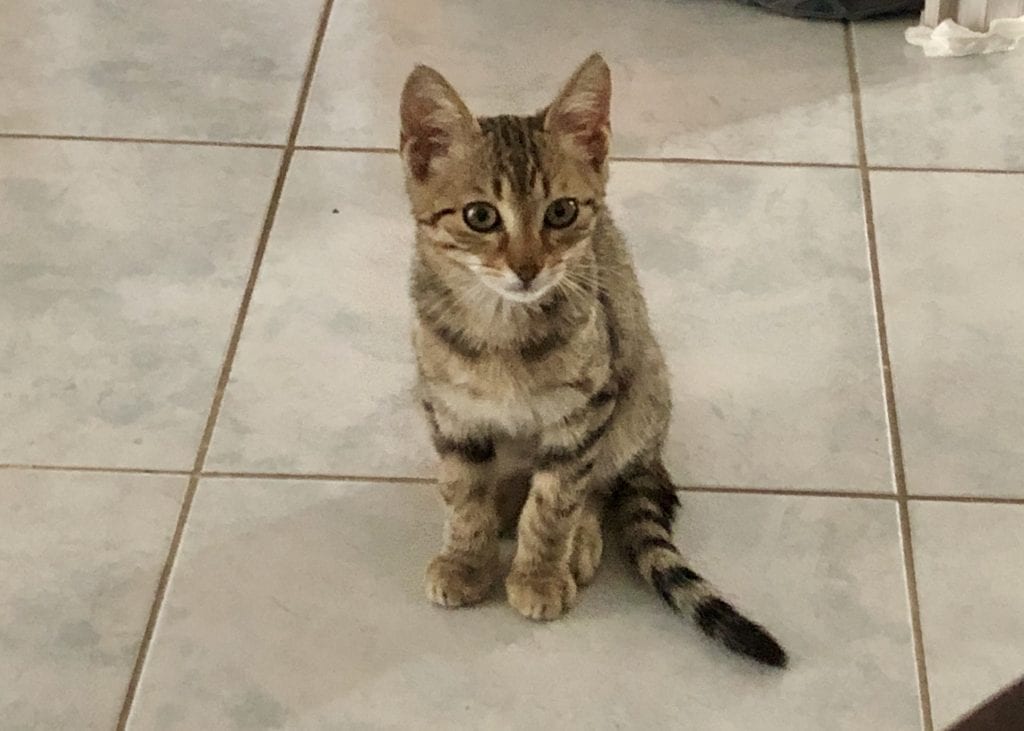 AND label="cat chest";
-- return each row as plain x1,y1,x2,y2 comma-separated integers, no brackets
423,352,604,433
